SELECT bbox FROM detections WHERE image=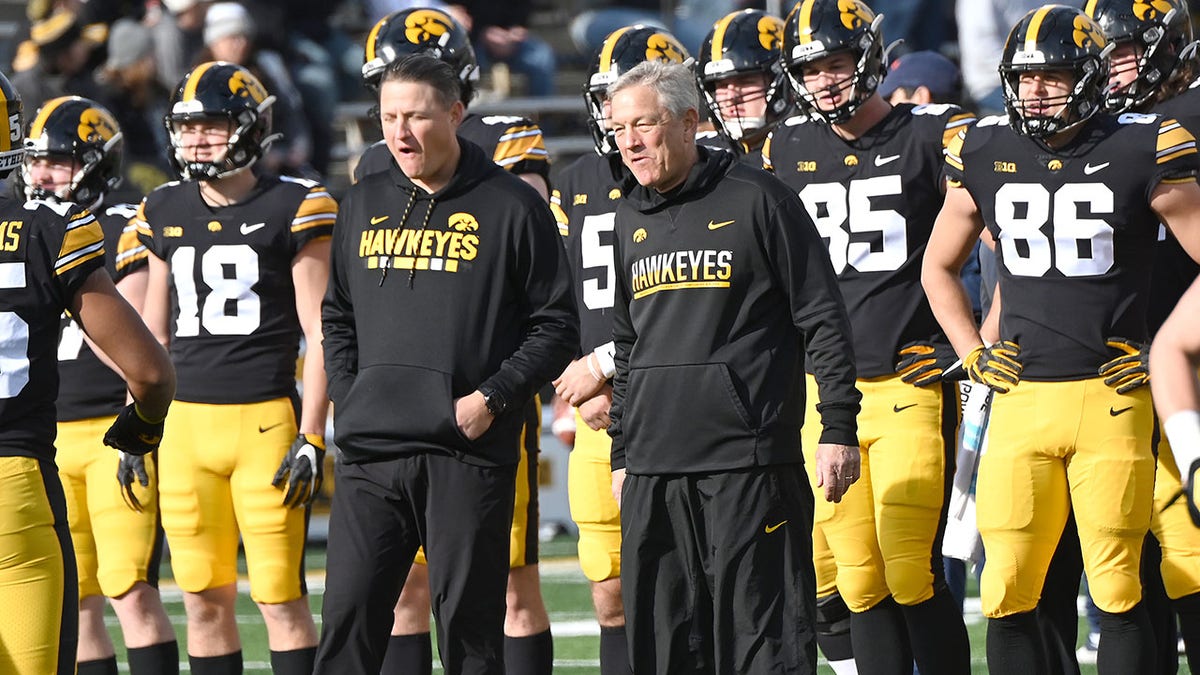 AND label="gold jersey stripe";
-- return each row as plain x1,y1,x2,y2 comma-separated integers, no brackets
762,135,774,170
944,127,968,171
493,130,548,166
56,214,105,275
1024,6,1054,53
291,218,336,233
943,113,976,149
1157,118,1197,164
294,192,339,220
